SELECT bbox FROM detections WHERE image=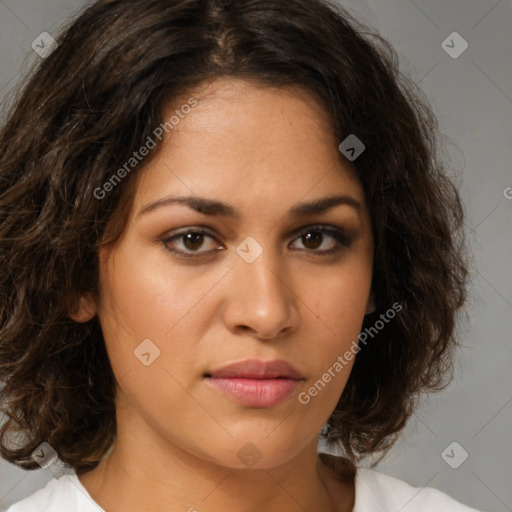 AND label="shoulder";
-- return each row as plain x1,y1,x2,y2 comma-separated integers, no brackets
3,473,104,512
354,467,482,512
